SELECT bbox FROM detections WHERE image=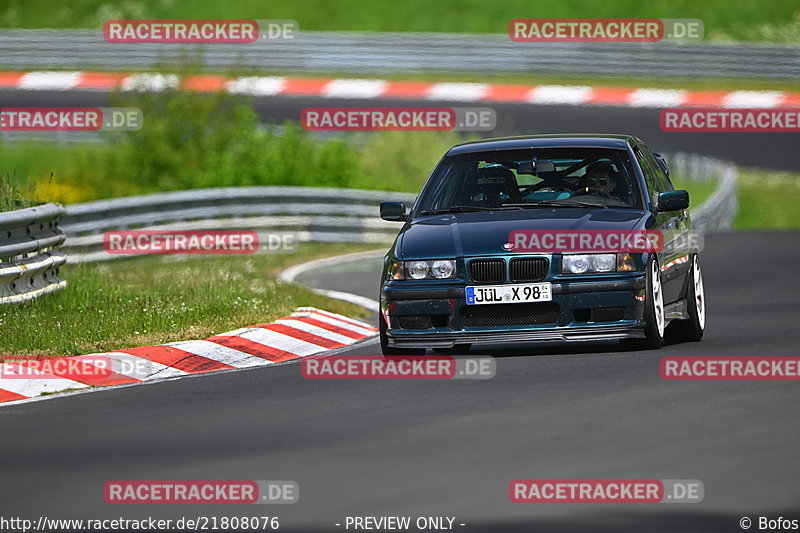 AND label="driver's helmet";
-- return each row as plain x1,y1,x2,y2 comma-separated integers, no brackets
580,161,617,197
